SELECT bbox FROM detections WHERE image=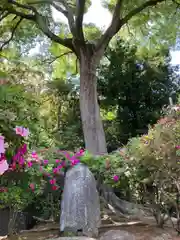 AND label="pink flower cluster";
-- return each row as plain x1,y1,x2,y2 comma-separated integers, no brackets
15,126,29,137
0,126,85,193
113,175,119,181
0,126,29,174
27,149,84,191
10,144,28,170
